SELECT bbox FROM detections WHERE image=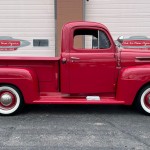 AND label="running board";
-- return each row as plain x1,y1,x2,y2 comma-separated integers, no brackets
33,96,125,105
